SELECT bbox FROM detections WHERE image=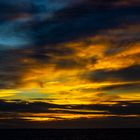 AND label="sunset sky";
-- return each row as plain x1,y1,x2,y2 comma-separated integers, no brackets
0,0,140,128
